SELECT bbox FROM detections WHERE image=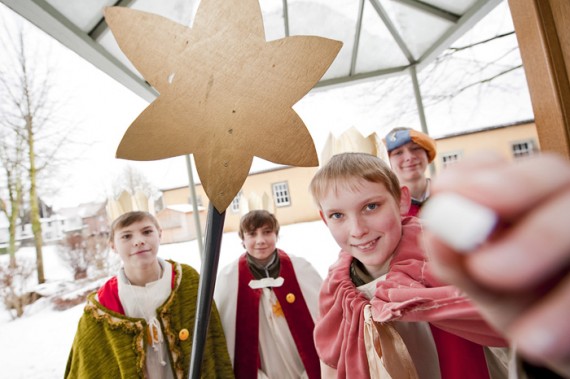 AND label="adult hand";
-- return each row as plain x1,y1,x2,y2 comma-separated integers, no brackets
421,152,570,377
